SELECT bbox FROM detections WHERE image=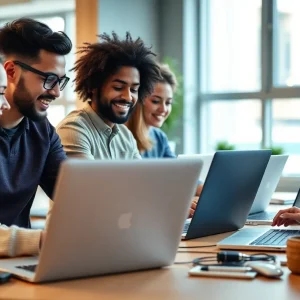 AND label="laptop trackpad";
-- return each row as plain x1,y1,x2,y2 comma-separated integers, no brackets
219,228,269,245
